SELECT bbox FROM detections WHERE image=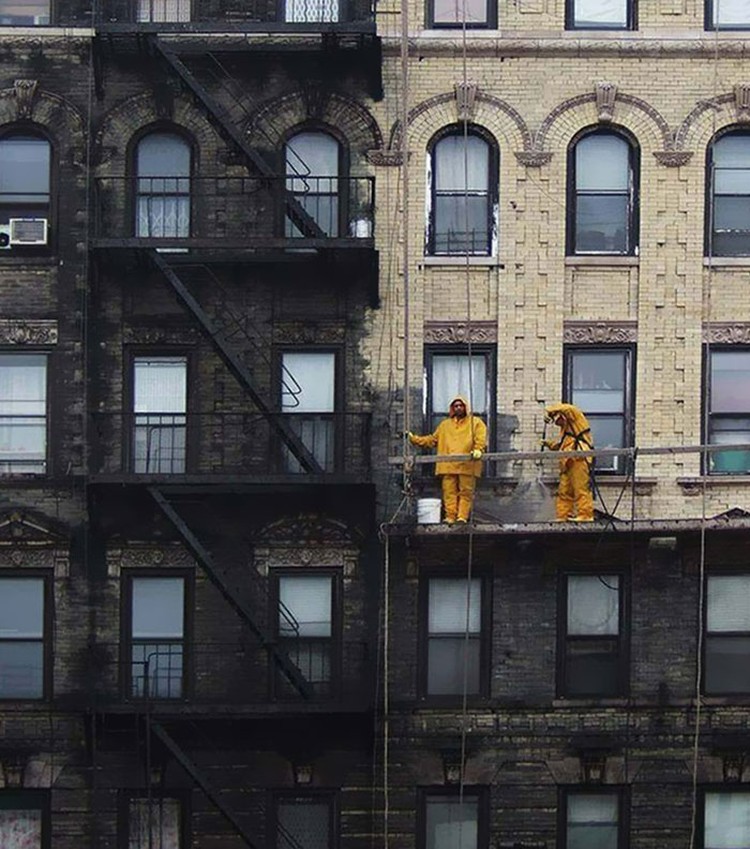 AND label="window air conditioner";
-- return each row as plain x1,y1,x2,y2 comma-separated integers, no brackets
0,225,11,250
9,218,48,246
